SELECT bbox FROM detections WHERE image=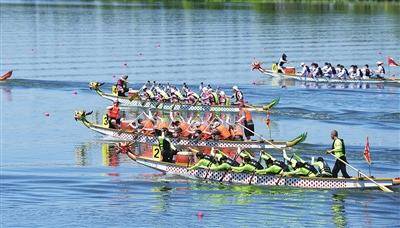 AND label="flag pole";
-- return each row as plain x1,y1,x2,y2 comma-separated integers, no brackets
368,163,371,177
